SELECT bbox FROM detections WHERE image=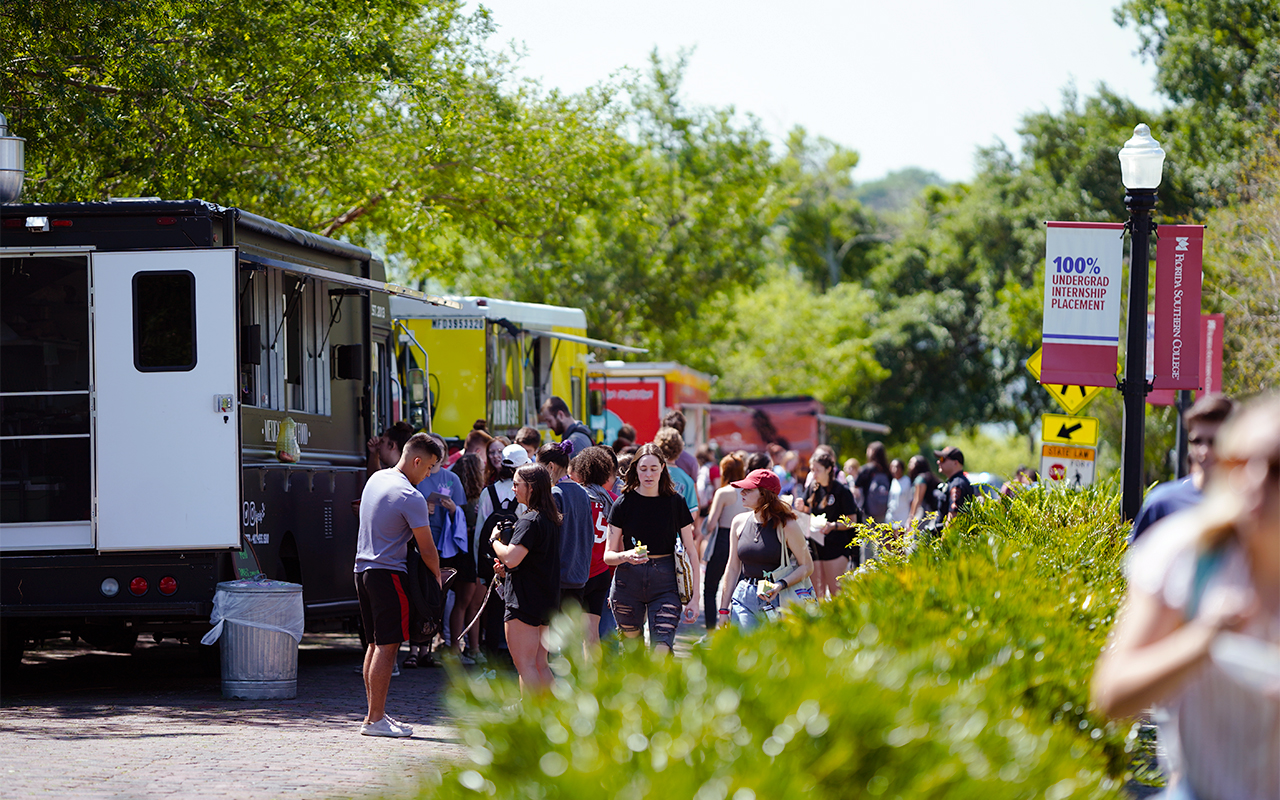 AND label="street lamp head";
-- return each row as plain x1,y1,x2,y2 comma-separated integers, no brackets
0,111,26,203
1118,123,1166,190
